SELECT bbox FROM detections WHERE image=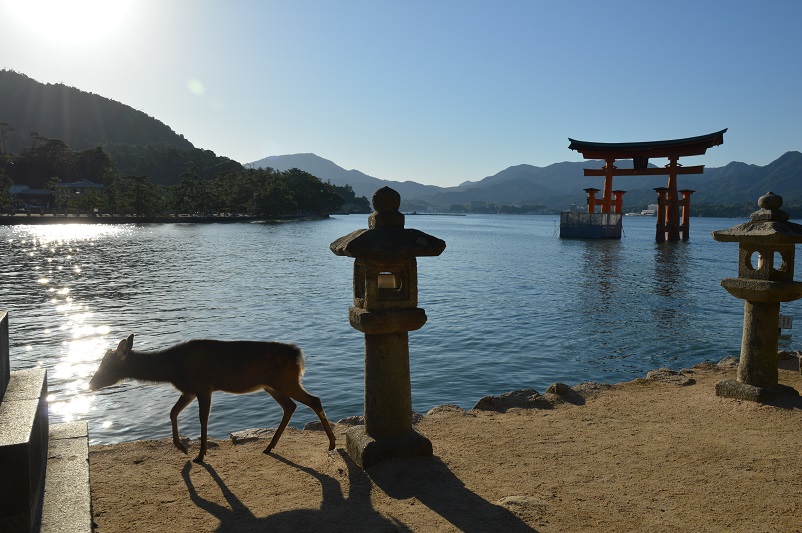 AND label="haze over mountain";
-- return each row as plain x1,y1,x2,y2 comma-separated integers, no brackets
249,151,802,210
